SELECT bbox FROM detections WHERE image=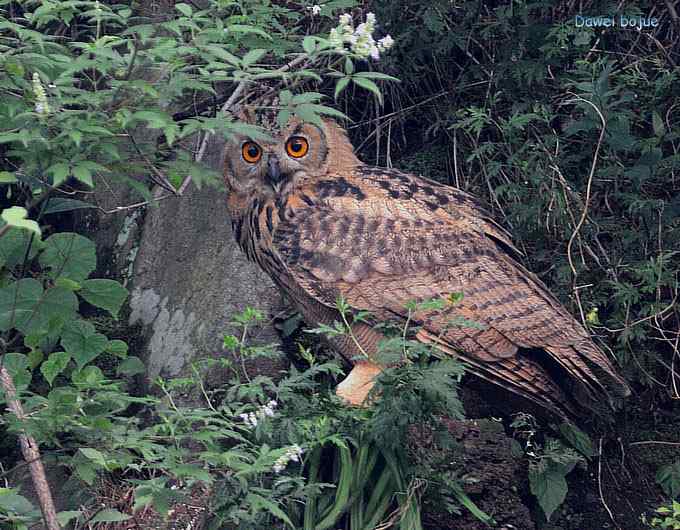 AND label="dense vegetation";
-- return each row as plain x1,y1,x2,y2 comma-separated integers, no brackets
0,1,678,529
